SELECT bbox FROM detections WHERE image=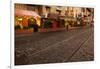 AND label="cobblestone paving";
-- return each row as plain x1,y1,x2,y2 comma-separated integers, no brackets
69,30,94,62
15,27,94,65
